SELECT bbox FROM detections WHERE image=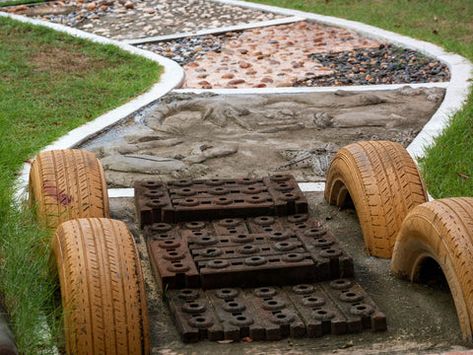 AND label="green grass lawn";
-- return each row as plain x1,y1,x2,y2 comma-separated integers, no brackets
0,0,44,8
0,17,161,353
253,0,473,198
